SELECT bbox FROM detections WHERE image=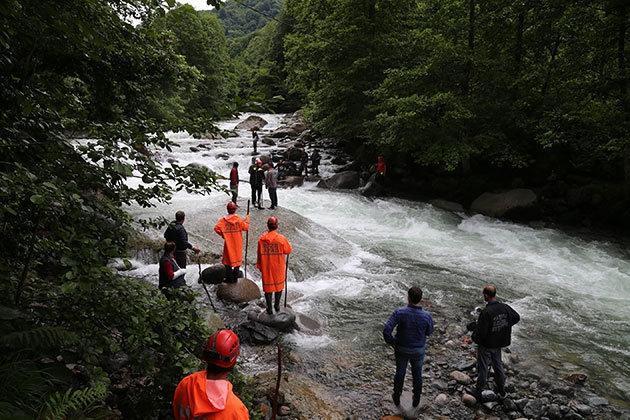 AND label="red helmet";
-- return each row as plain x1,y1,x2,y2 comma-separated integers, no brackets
267,216,278,230
202,329,240,369
227,201,237,214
